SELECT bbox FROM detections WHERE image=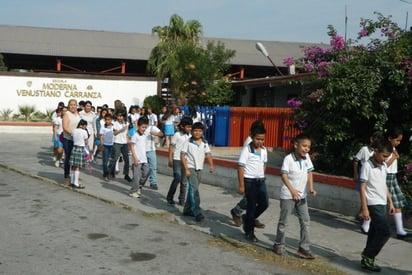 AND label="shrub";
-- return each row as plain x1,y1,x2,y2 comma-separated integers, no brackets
0,108,13,120
18,105,36,122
